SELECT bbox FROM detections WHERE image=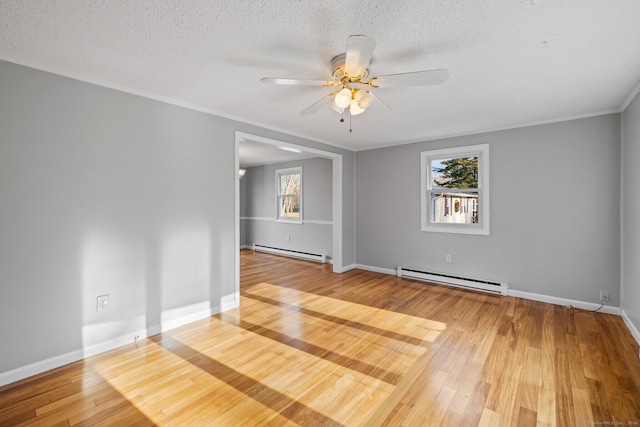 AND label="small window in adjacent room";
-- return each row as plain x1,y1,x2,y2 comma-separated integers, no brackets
421,143,490,235
276,167,302,223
